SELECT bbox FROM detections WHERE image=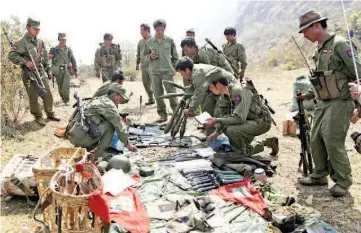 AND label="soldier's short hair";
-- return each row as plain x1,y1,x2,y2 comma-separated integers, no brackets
175,57,194,71
180,37,197,48
103,33,113,40
186,29,195,35
153,19,166,29
140,23,151,32
224,27,236,36
319,19,328,29
111,71,124,82
211,77,229,86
